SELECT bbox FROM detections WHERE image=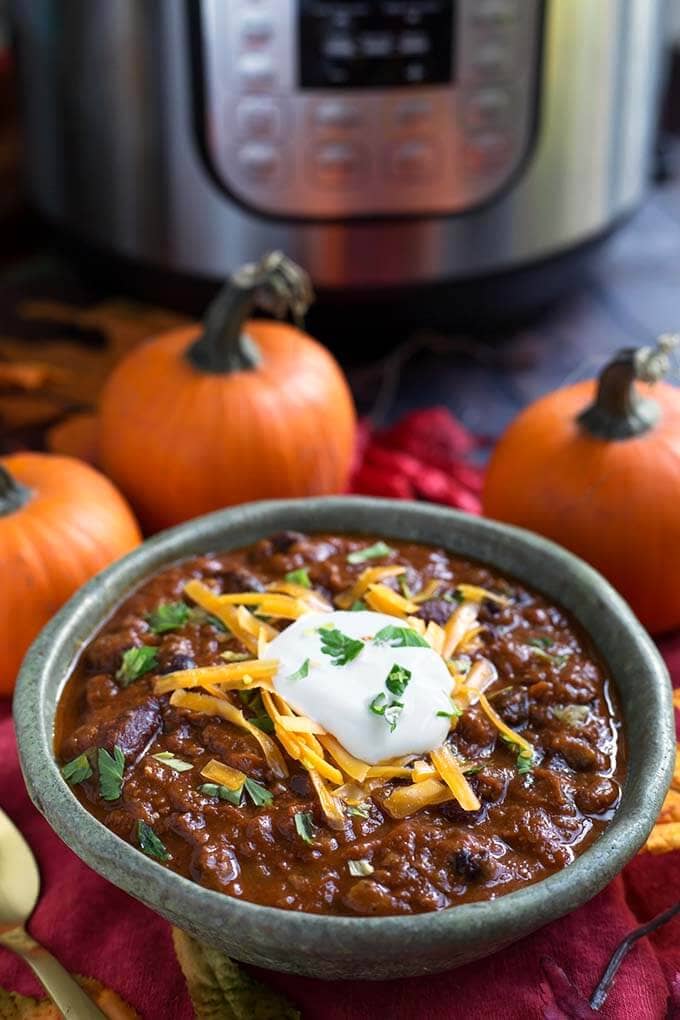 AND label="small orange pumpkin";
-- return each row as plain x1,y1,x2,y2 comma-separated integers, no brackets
483,335,680,634
98,253,357,532
0,452,141,695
